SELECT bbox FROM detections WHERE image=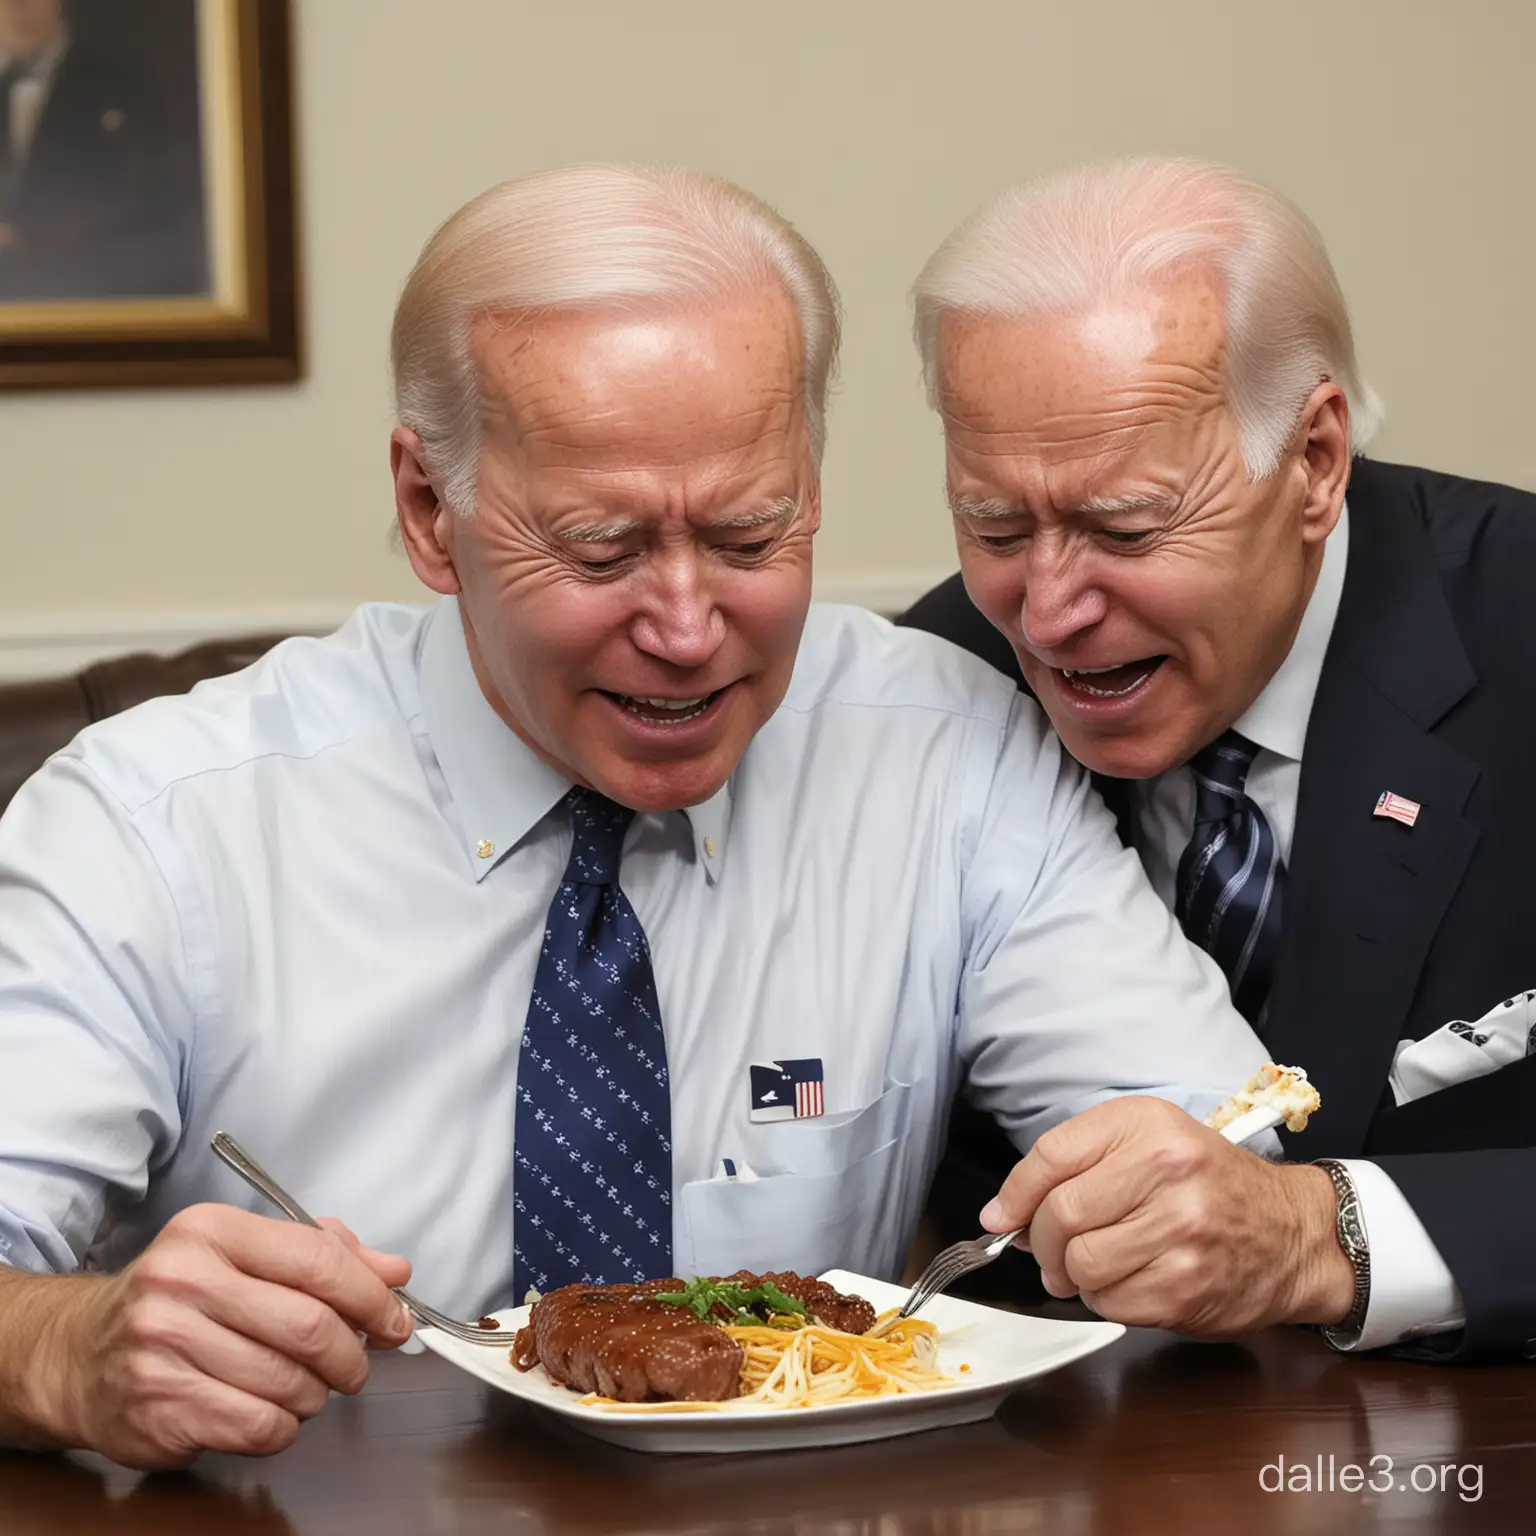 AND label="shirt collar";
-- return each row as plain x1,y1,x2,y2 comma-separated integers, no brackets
1229,500,1350,763
418,596,730,883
